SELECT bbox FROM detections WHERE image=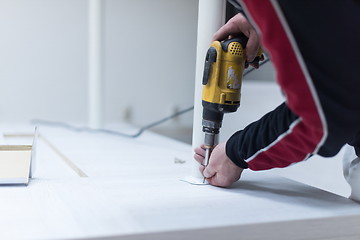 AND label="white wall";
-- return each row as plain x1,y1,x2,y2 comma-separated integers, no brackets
0,0,198,128
0,0,88,123
103,0,198,127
